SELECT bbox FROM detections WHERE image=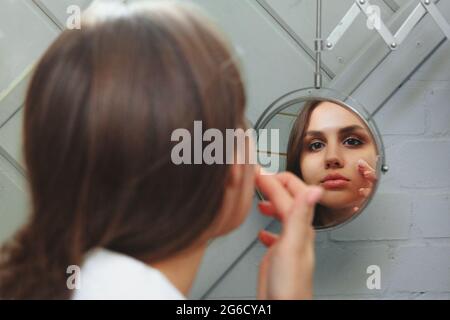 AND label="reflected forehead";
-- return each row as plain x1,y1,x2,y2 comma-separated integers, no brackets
307,101,367,132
